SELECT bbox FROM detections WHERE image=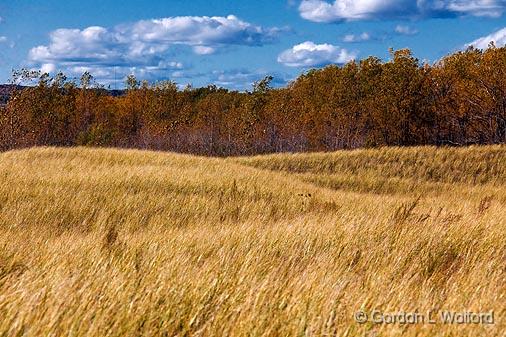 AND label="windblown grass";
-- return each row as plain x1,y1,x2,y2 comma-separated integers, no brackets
0,146,504,336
